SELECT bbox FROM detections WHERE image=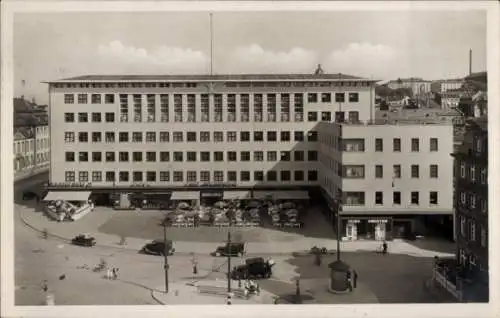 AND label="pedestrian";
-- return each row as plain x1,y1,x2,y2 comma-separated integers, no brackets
226,294,232,305
41,280,48,292
353,270,358,288
346,271,353,292
112,268,119,280
382,241,388,254
106,268,112,280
